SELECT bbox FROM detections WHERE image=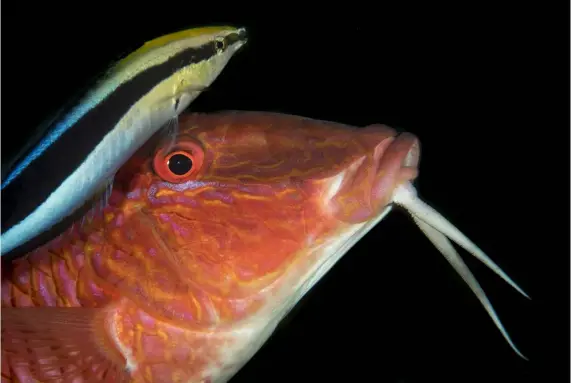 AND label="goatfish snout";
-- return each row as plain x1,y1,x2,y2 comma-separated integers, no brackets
1,111,528,383
0,25,248,258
